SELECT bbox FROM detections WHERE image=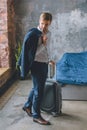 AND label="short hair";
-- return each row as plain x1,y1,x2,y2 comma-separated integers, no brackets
40,12,52,22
